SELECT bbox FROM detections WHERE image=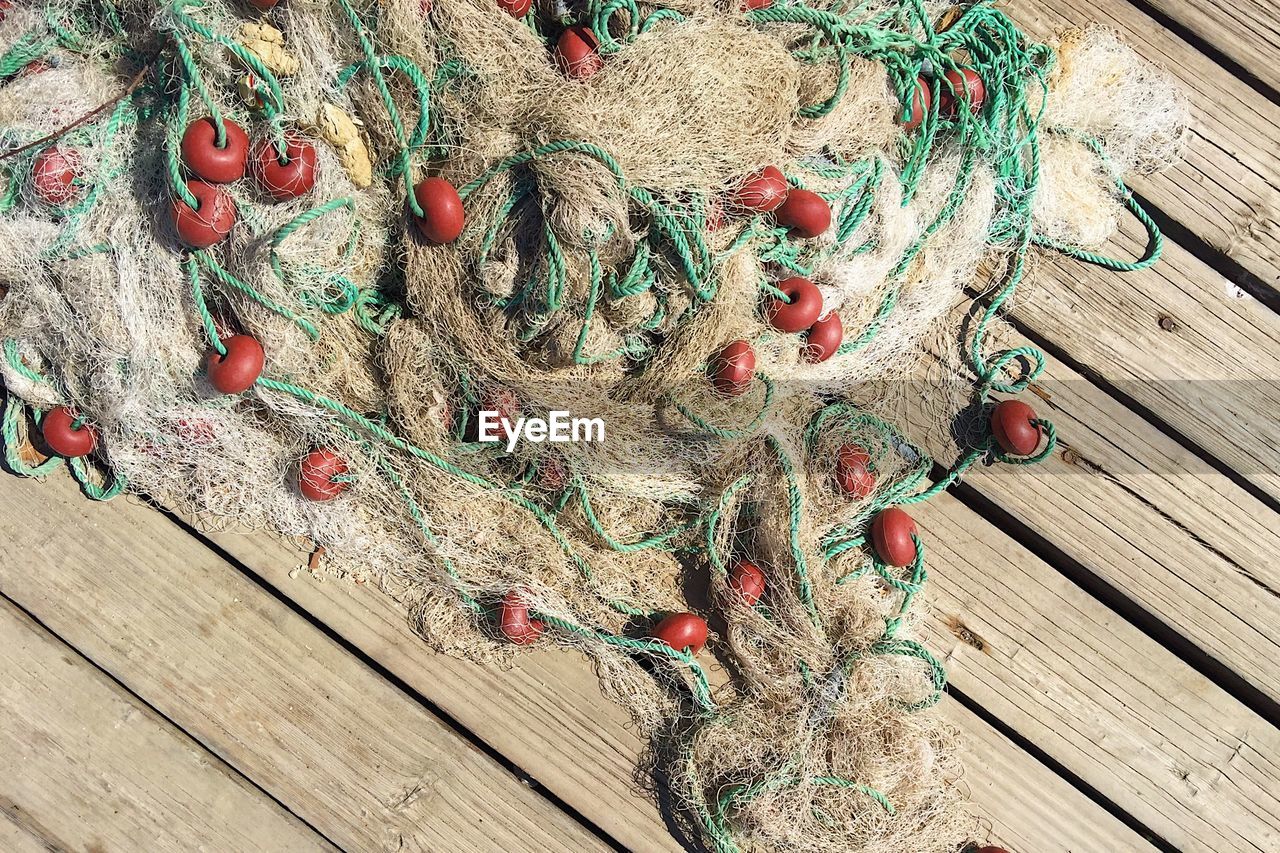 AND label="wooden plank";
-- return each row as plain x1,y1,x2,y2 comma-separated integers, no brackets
0,817,45,853
1015,0,1280,290
0,473,608,853
1130,0,1280,95
204,509,1154,852
0,596,331,853
1015,211,1280,500
916,492,1280,853
912,312,1280,704
940,700,1158,853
